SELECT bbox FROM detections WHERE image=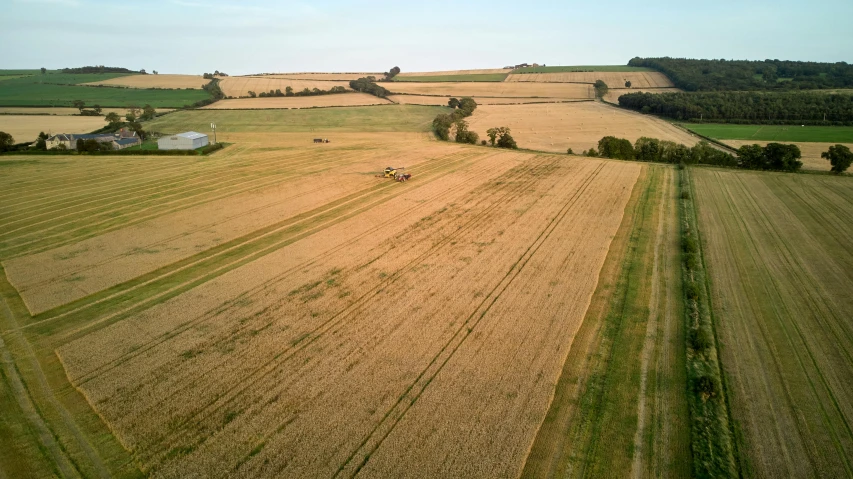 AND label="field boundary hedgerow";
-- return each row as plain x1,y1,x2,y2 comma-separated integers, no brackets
679,167,740,478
